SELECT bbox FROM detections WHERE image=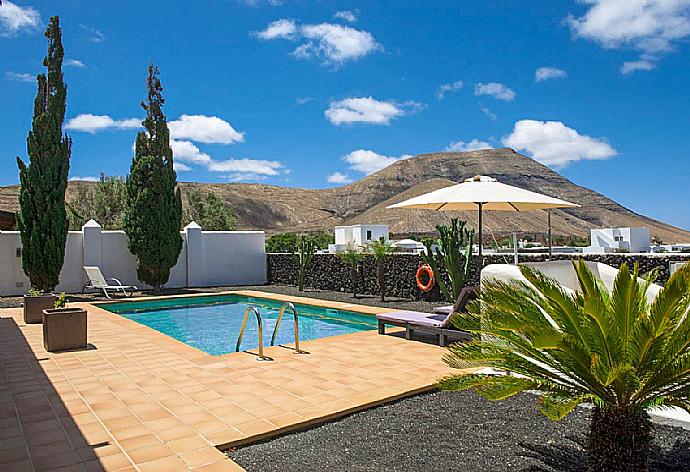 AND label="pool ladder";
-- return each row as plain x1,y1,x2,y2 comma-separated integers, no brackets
271,302,306,355
235,303,306,361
